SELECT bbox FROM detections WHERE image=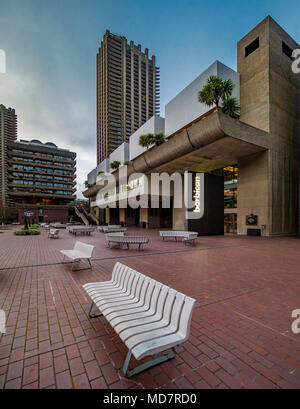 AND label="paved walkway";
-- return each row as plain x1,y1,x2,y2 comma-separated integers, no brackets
0,227,299,389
